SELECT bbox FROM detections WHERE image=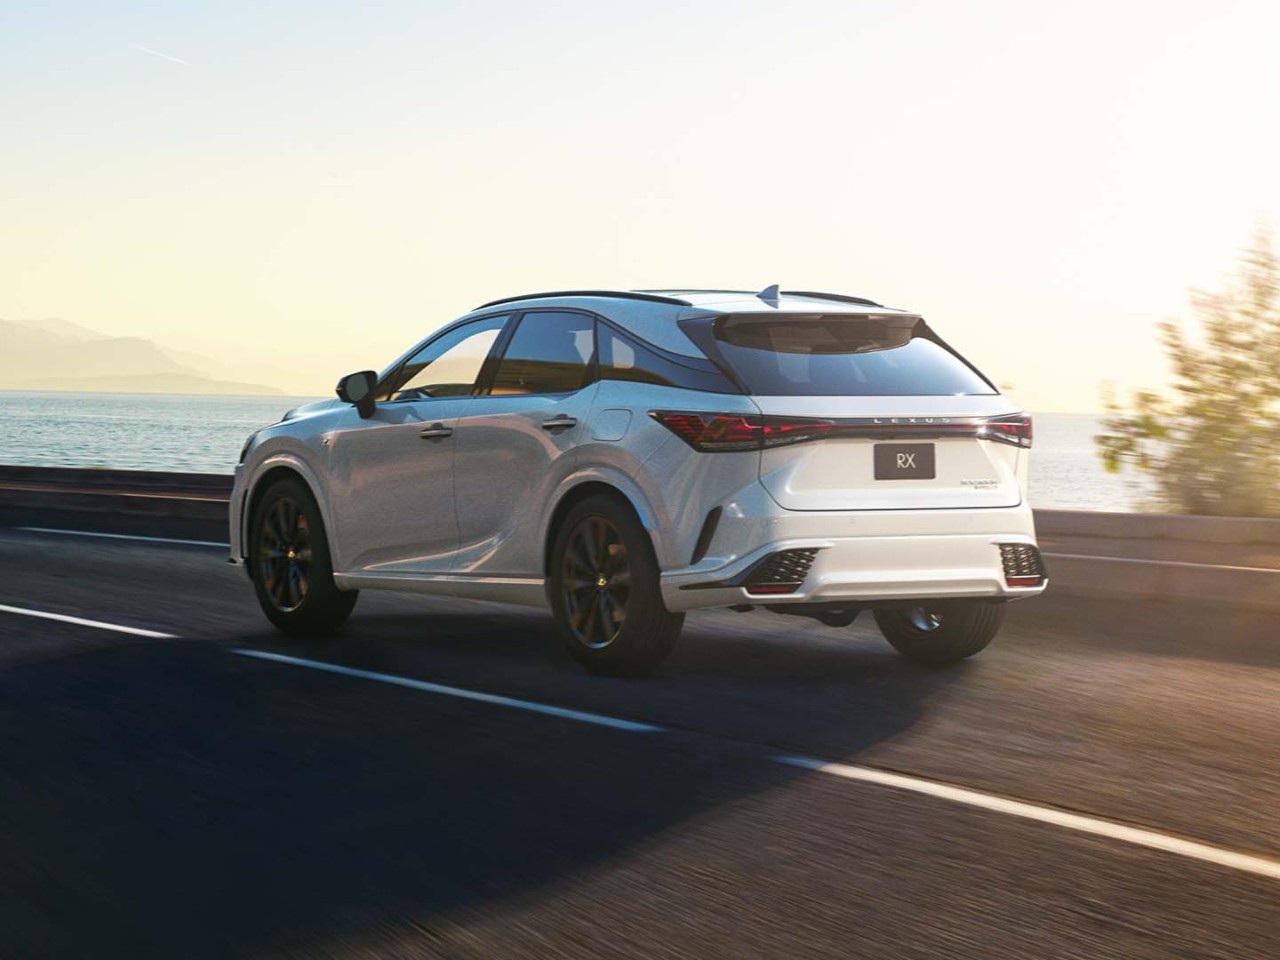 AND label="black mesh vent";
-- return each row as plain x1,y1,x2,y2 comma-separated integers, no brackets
745,548,819,589
999,543,1046,583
